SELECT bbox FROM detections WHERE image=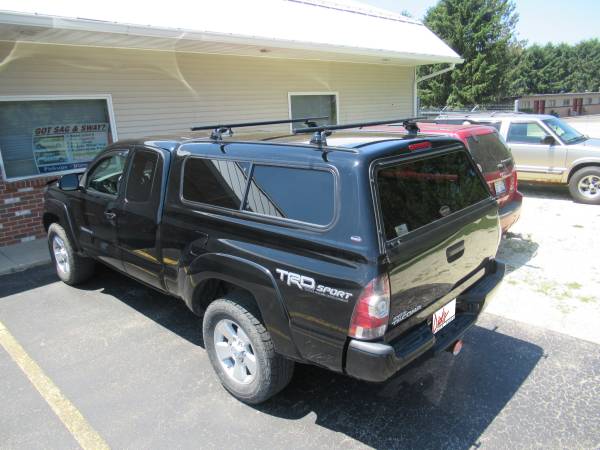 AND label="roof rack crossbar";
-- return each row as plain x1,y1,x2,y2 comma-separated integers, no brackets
294,116,425,147
191,116,326,140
